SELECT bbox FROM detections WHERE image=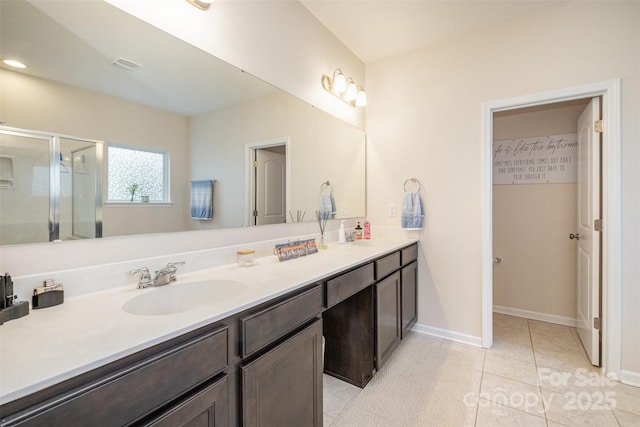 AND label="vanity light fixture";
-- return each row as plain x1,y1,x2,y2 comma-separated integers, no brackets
2,59,26,69
321,68,366,107
185,0,213,10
